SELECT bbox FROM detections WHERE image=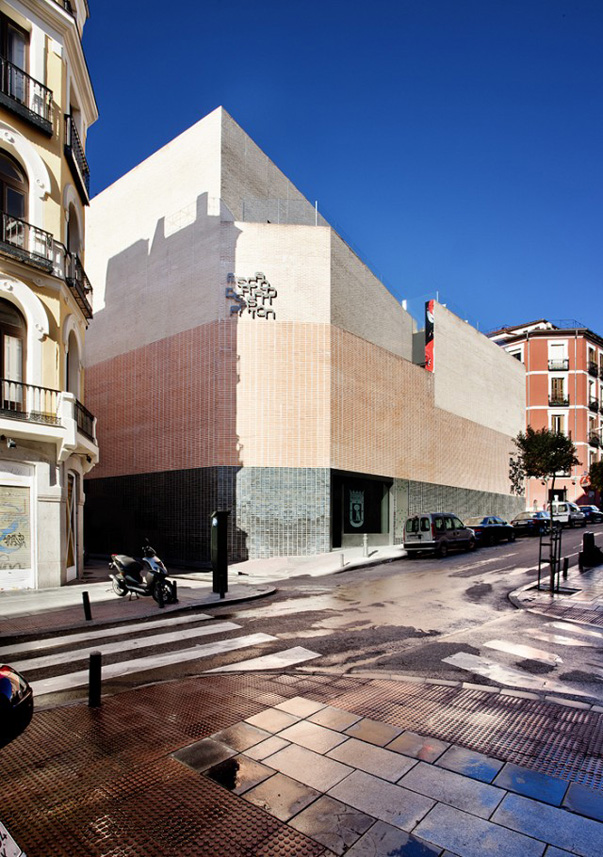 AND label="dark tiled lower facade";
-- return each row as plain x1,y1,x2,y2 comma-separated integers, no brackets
84,468,523,565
